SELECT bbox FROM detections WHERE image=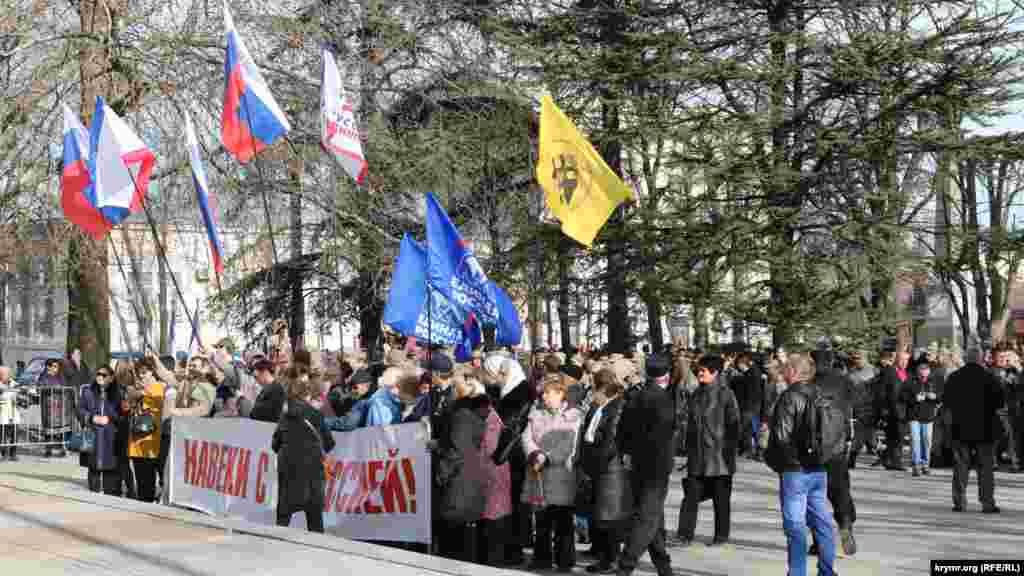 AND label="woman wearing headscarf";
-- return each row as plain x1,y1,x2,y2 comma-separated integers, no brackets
481,352,532,565
475,377,512,566
78,366,122,495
